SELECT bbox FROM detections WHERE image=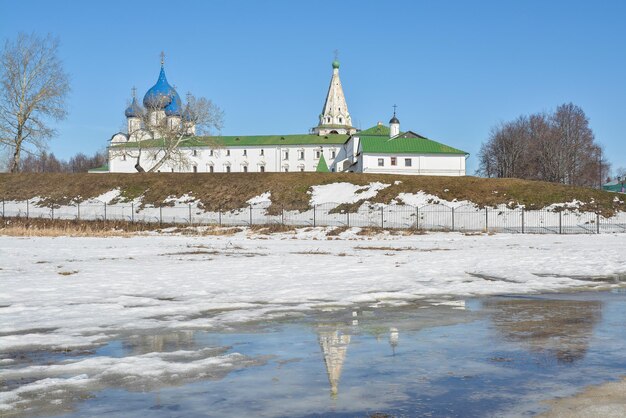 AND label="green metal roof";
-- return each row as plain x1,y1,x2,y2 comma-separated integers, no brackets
113,134,350,148
88,164,109,172
360,135,468,155
357,124,390,136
